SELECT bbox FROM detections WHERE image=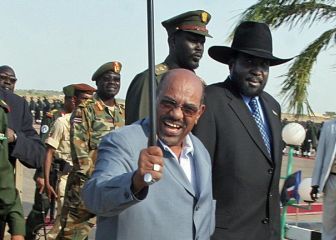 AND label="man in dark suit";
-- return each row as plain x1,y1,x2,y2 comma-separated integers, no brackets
193,21,294,240
0,87,44,169
0,87,44,238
